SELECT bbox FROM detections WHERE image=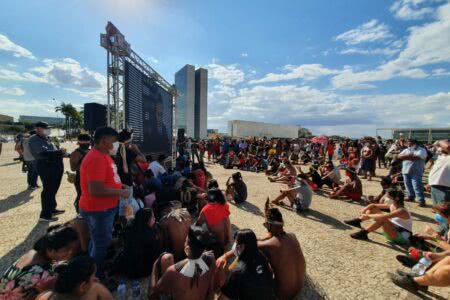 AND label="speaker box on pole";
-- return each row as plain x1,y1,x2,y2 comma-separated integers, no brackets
84,103,107,131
